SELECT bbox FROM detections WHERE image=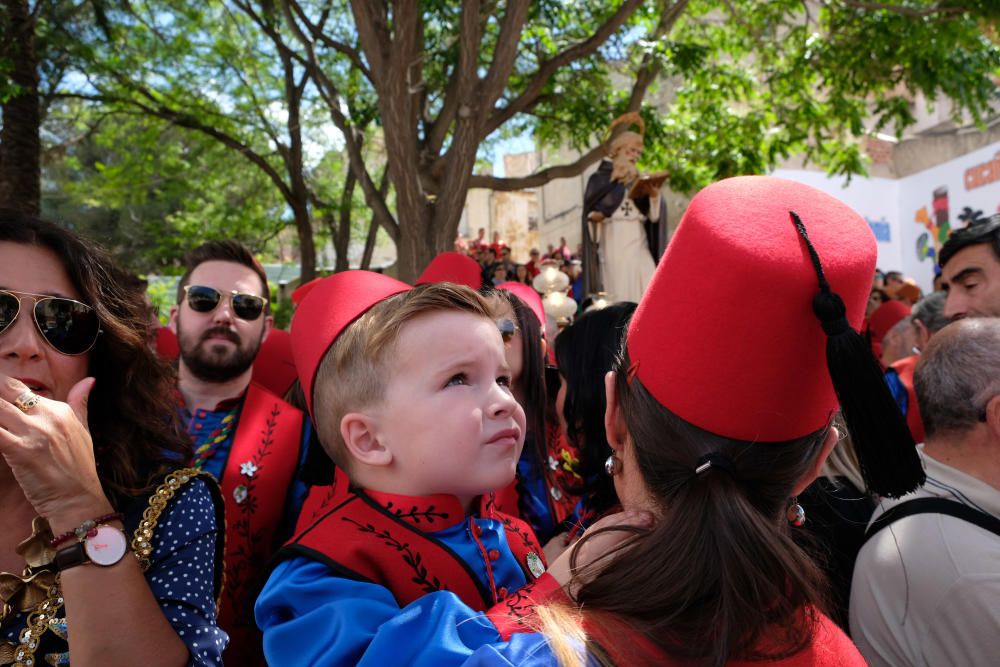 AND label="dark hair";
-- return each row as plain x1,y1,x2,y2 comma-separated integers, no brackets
176,240,270,313
939,214,1000,268
492,288,547,465
884,270,904,282
0,210,191,506
569,353,829,666
554,302,636,515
